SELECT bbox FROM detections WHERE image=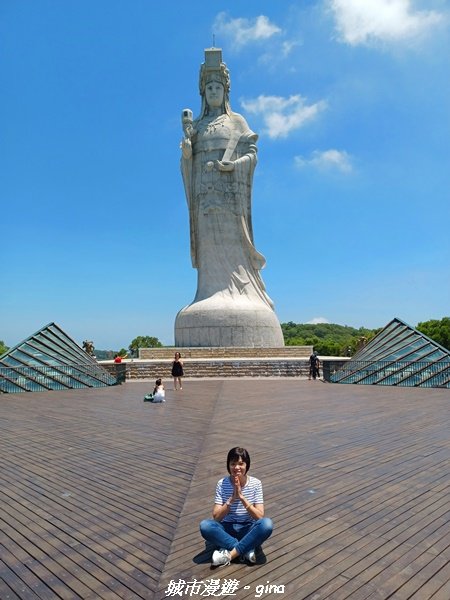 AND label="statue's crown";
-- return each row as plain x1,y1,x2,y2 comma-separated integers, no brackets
199,48,230,95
